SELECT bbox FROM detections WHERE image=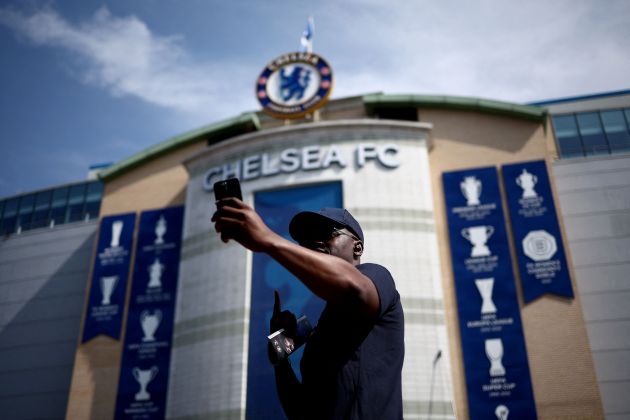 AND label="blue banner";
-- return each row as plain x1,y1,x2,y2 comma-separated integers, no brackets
443,167,537,420
502,160,574,303
83,213,137,342
247,182,342,419
115,206,185,420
